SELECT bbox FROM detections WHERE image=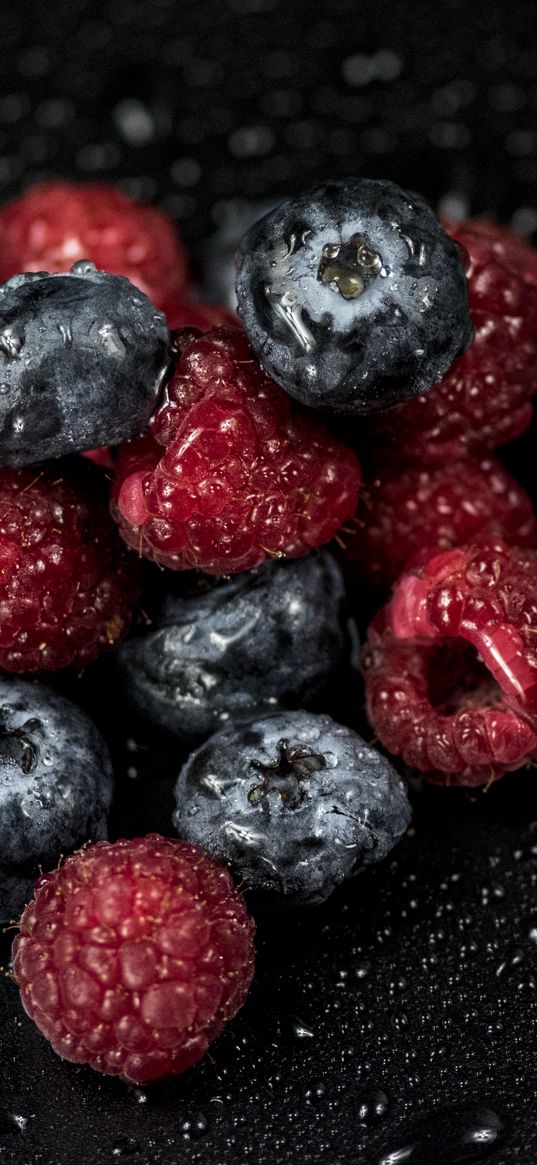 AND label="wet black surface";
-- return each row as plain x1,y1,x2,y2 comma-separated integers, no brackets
1,0,537,1162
